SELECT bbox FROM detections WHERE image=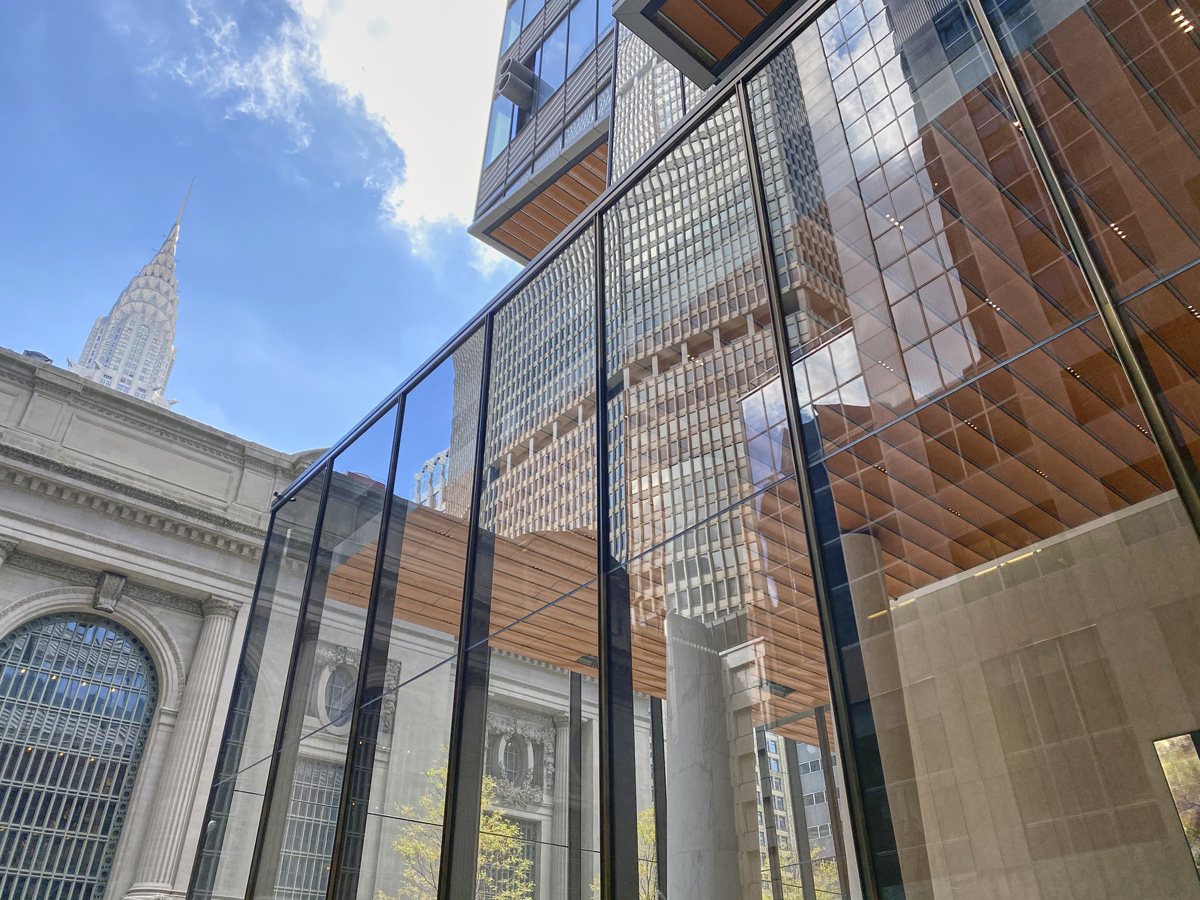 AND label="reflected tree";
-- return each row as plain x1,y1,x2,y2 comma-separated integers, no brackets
378,764,533,900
